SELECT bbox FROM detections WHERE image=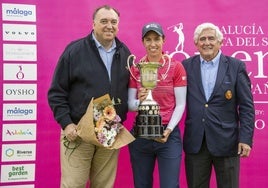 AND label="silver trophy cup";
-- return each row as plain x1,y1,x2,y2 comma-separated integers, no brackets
127,54,171,138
